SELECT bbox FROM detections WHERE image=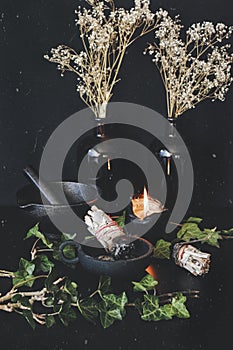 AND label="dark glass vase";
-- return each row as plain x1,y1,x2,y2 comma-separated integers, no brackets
77,117,118,204
148,117,181,211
